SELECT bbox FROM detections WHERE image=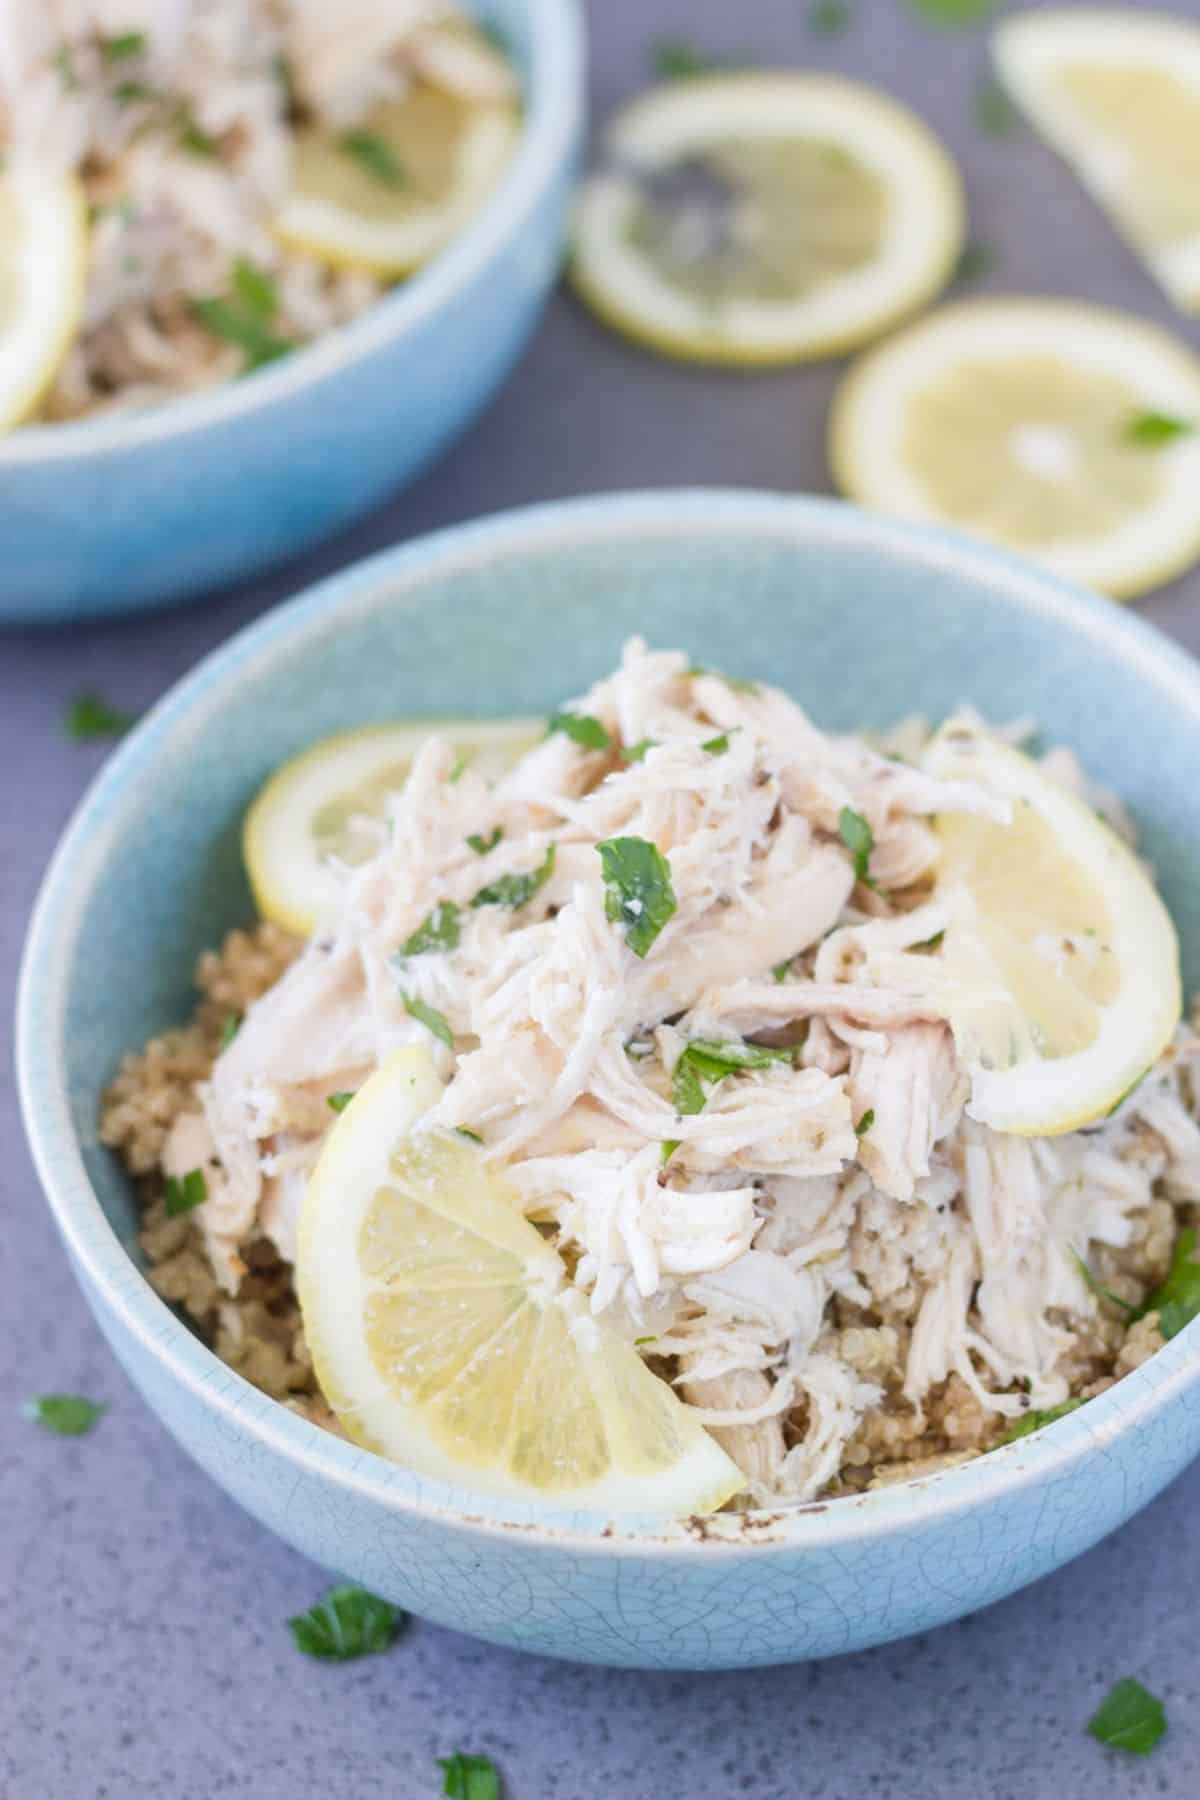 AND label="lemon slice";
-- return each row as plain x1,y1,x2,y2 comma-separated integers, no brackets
0,169,87,430
922,719,1180,1135
570,73,964,366
275,37,519,278
830,298,1200,598
243,717,540,935
297,1048,745,1514
994,9,1200,314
